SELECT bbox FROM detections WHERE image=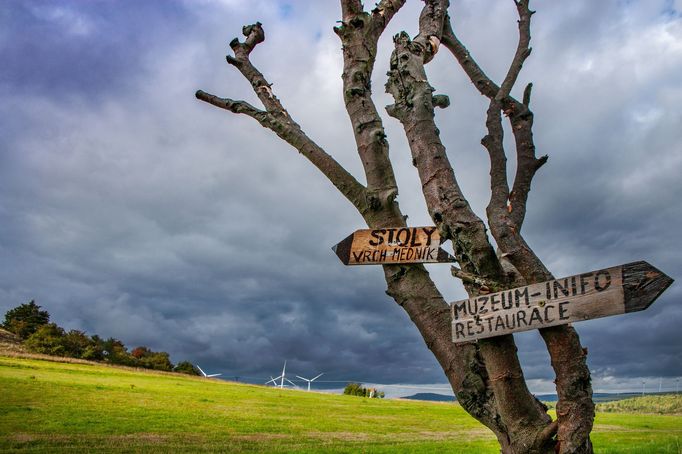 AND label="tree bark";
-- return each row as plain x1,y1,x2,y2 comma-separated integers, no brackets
441,3,595,450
